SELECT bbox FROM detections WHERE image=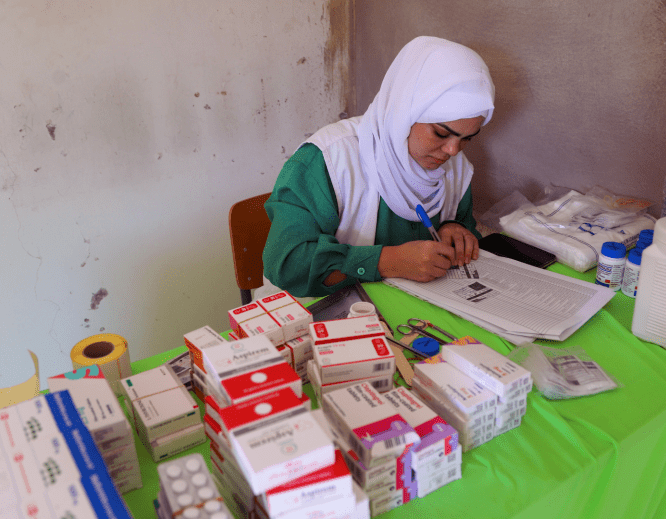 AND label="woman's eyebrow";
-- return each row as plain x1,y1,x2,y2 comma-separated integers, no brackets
436,123,481,139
